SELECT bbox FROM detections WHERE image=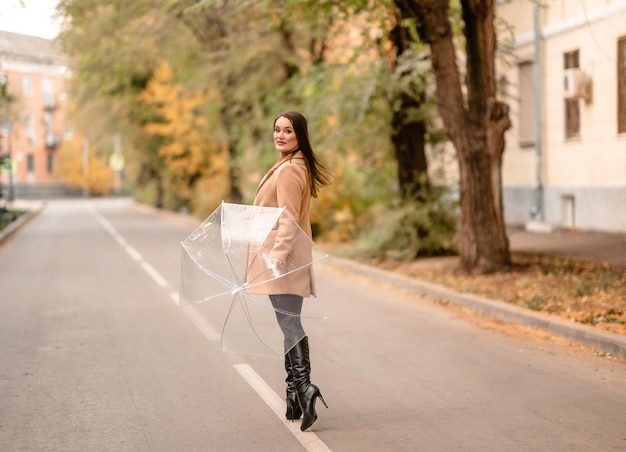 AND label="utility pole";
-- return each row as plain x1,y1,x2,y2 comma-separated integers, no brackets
0,71,13,203
5,121,13,203
533,0,544,222
112,134,123,196
82,139,89,197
